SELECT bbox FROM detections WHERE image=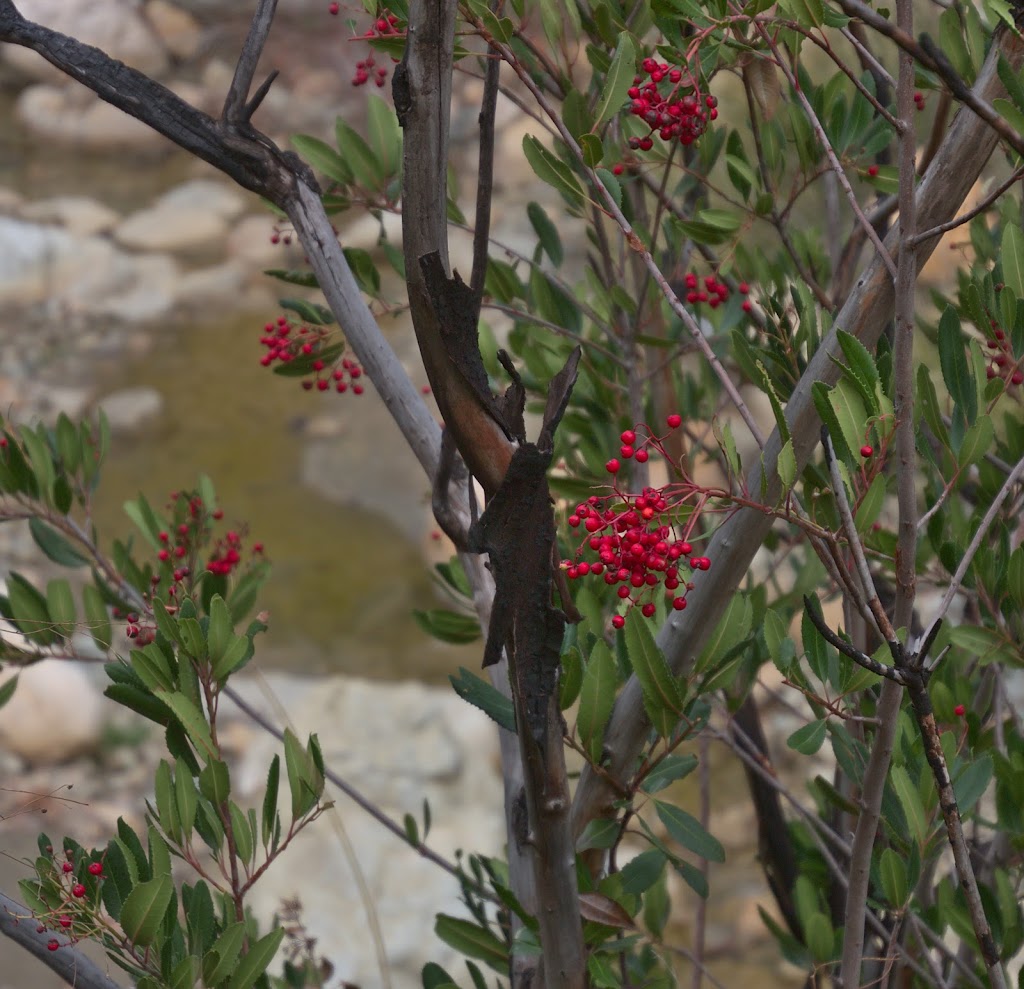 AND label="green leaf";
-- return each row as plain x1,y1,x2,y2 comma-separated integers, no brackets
593,33,637,129
6,572,56,645
123,496,164,552
154,760,180,840
335,119,384,192
522,135,584,206
640,753,698,794
696,593,751,674
20,426,55,505
655,800,725,862
527,202,564,266
958,414,994,468
448,667,516,733
827,379,868,466
226,928,286,989
577,639,617,763
938,305,977,425
229,801,253,867
120,874,173,947
878,846,908,905
175,758,198,835
787,718,827,754
890,764,928,845
279,297,334,326
559,646,583,710
262,754,280,847
423,962,458,989
156,691,216,760
284,729,323,819
28,518,89,568
434,916,509,973
212,634,249,681
577,817,621,852
0,674,18,711
836,329,881,413
777,438,797,490
413,609,480,644
262,268,320,288
207,595,231,668
131,644,175,693
619,849,667,894
45,579,76,639
625,614,683,738
199,759,231,805
169,956,201,989
780,0,823,26
292,134,353,185
1003,219,1024,299
366,93,402,176
579,133,604,168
